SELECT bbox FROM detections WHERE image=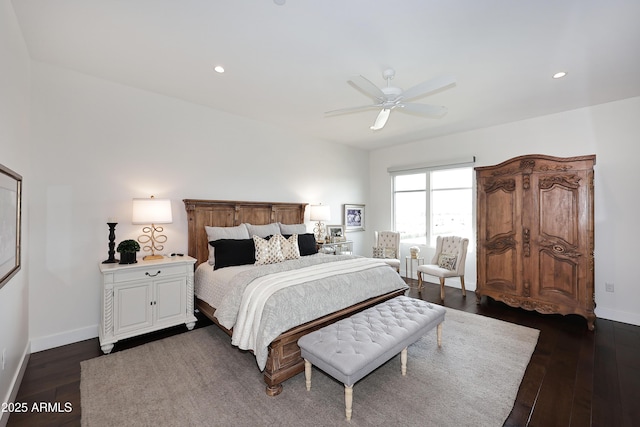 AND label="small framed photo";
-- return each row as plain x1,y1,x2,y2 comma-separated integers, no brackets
326,225,345,242
344,204,365,232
